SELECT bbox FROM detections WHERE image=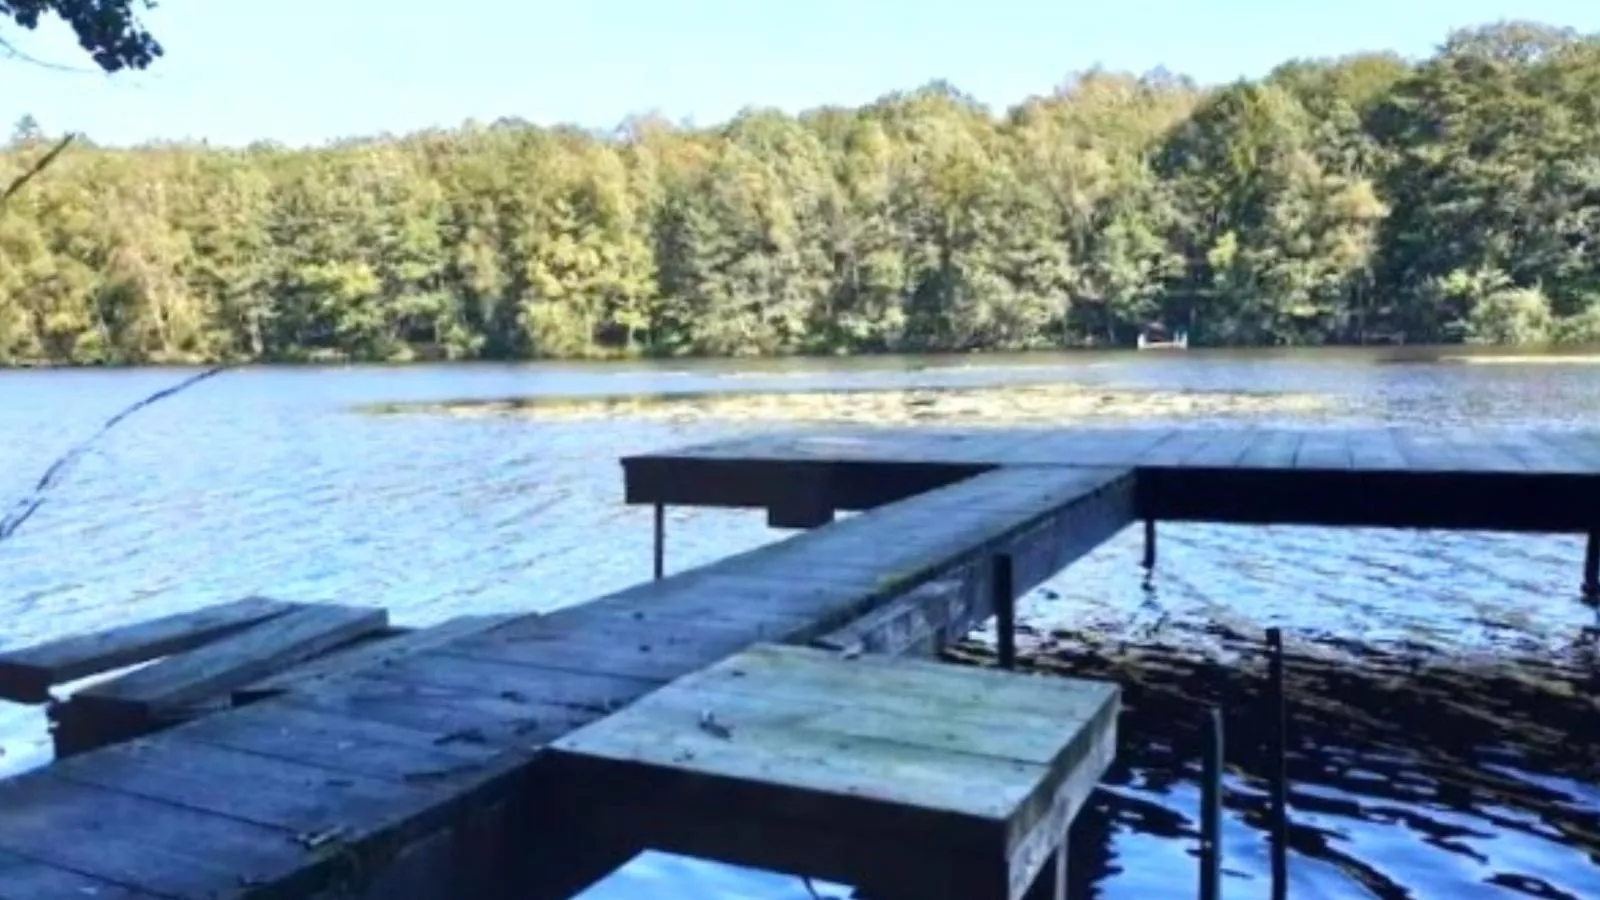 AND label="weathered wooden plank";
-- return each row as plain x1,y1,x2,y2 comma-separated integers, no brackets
0,773,303,898
1441,426,1524,471
1391,429,1462,472
1347,427,1409,470
810,579,972,657
362,650,663,714
633,681,1099,767
74,603,389,717
1008,428,1172,467
1235,429,1303,469
1180,429,1260,468
1486,431,1588,473
0,848,156,900
172,702,506,782
236,613,521,703
277,674,589,750
703,645,1112,719
1538,430,1600,471
585,573,867,630
48,734,437,834
1137,430,1226,467
1292,430,1352,470
0,597,296,704
441,619,760,684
